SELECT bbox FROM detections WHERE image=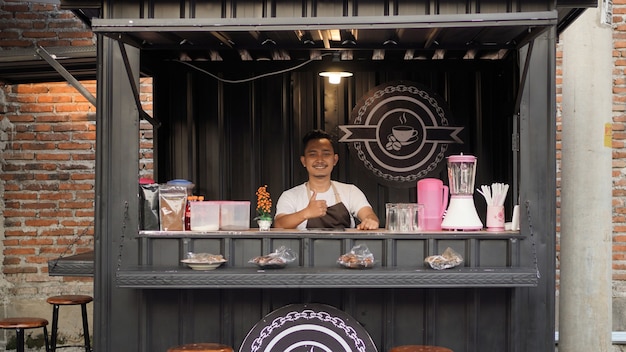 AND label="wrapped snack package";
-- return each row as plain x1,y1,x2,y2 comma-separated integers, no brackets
158,184,187,231
338,244,375,269
249,246,297,269
424,247,464,270
139,182,160,230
